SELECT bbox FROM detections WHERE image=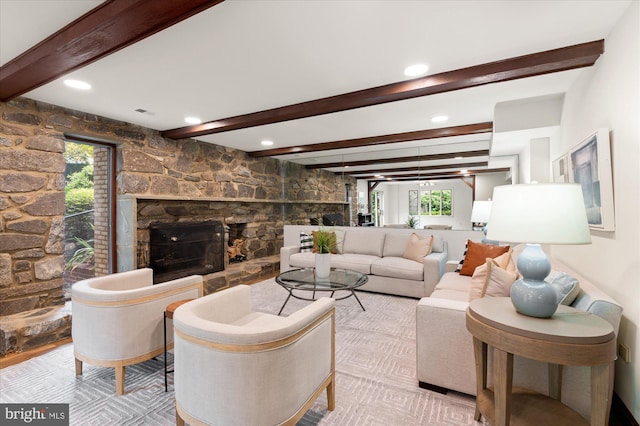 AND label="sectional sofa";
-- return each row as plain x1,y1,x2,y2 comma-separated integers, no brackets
416,244,623,420
280,226,461,298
